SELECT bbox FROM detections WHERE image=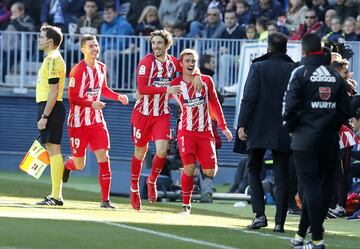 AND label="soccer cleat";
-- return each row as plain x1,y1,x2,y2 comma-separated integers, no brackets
289,237,304,247
247,215,268,229
326,209,337,219
331,205,346,217
130,190,141,210
100,200,116,209
181,205,191,215
294,241,325,249
146,178,157,203
36,196,64,206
